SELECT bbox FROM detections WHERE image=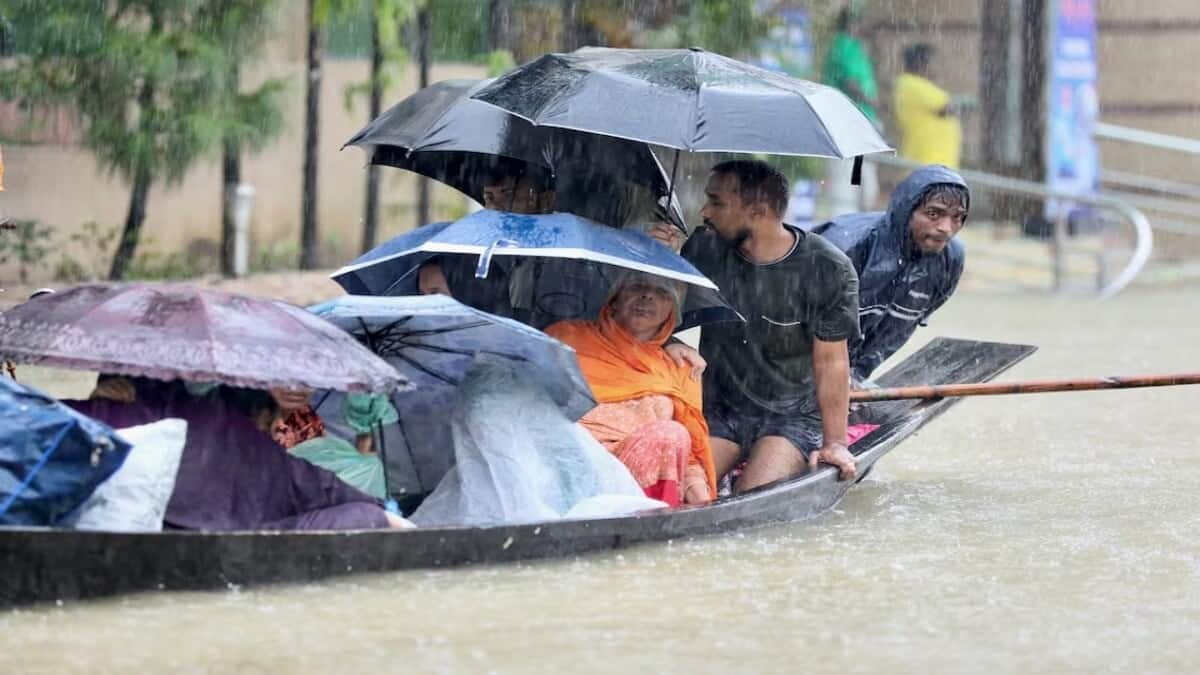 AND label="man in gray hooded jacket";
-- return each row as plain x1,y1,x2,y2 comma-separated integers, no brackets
813,165,968,384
